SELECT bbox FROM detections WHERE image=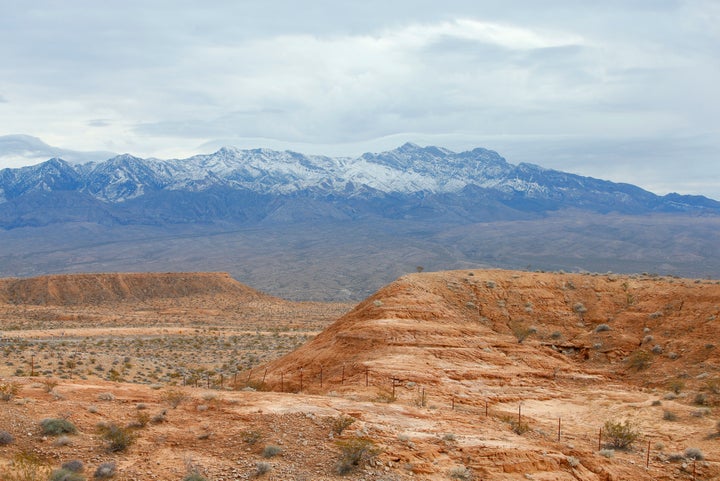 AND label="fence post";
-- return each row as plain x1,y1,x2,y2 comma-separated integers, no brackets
518,404,522,427
485,400,488,417
598,428,602,451
646,440,650,468
557,418,561,442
